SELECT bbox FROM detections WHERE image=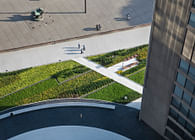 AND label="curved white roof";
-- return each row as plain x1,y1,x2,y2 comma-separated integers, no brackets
9,126,131,140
